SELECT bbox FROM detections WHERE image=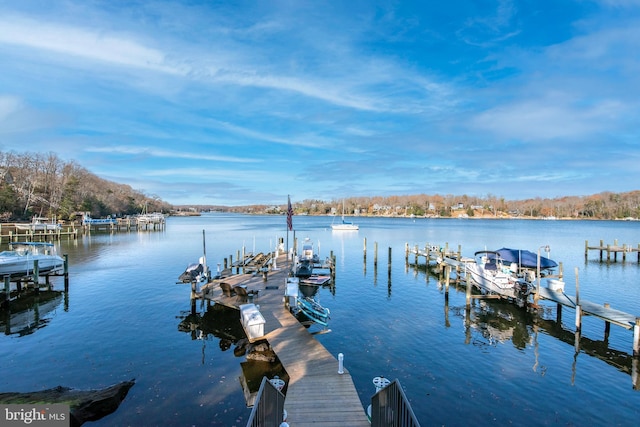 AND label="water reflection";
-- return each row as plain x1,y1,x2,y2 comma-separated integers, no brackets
1,290,65,336
439,279,639,389
176,303,289,406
